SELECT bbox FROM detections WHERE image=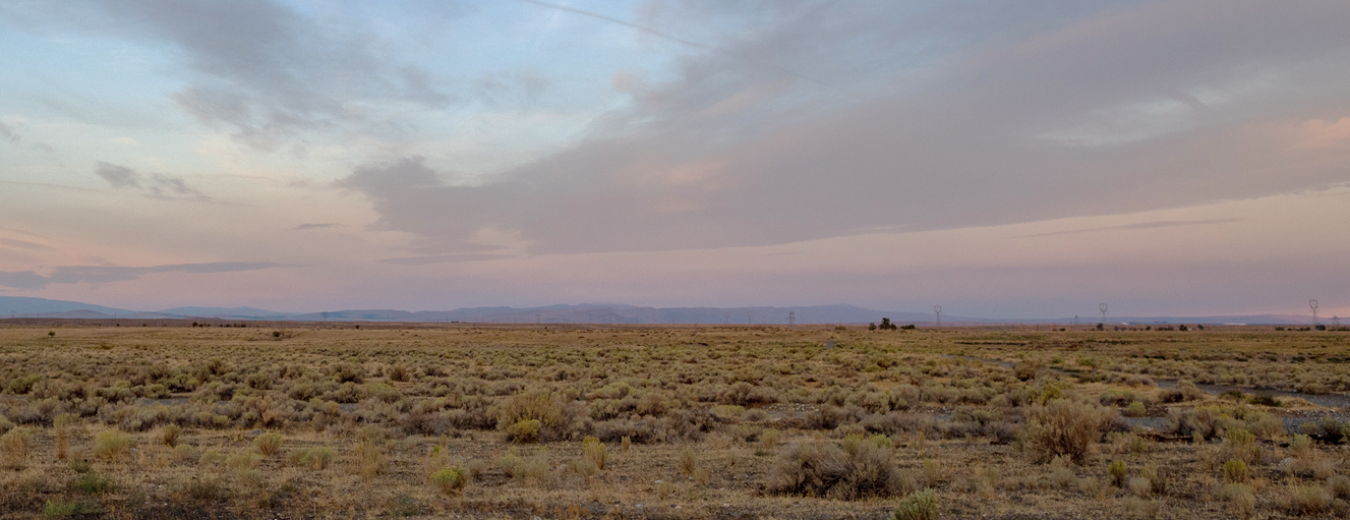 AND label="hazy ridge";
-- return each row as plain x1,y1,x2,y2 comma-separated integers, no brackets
0,296,1323,325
